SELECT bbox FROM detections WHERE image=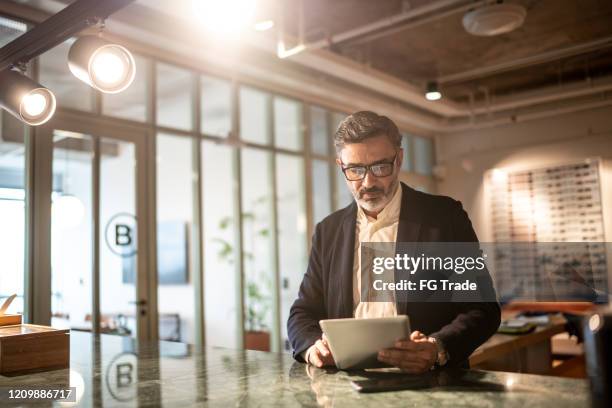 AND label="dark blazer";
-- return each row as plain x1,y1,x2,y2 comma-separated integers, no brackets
287,182,501,367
